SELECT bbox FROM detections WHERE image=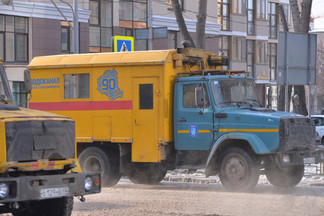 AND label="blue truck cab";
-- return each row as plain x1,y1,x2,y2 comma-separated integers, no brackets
174,72,324,191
